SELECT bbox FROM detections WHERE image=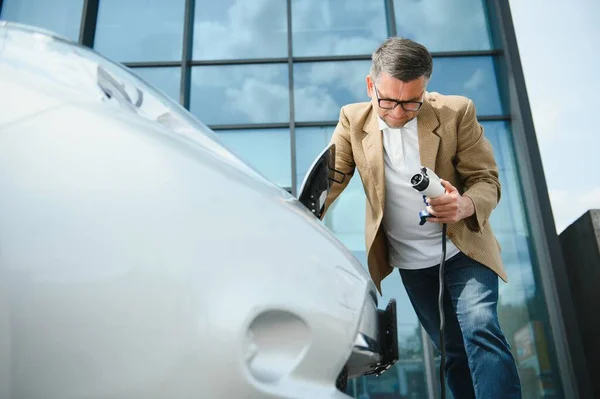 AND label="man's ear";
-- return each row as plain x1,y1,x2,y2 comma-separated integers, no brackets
366,75,373,97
